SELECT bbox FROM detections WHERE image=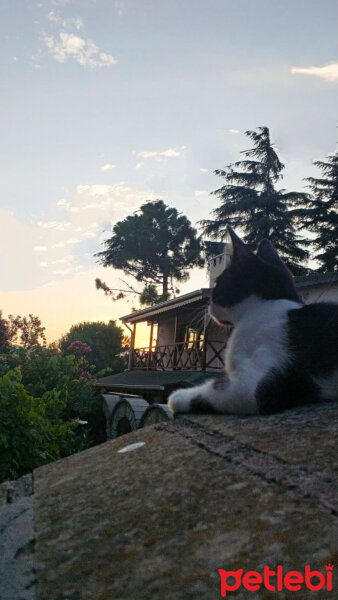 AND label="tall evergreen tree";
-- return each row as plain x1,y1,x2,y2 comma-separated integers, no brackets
96,200,204,301
201,127,310,274
303,152,338,271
